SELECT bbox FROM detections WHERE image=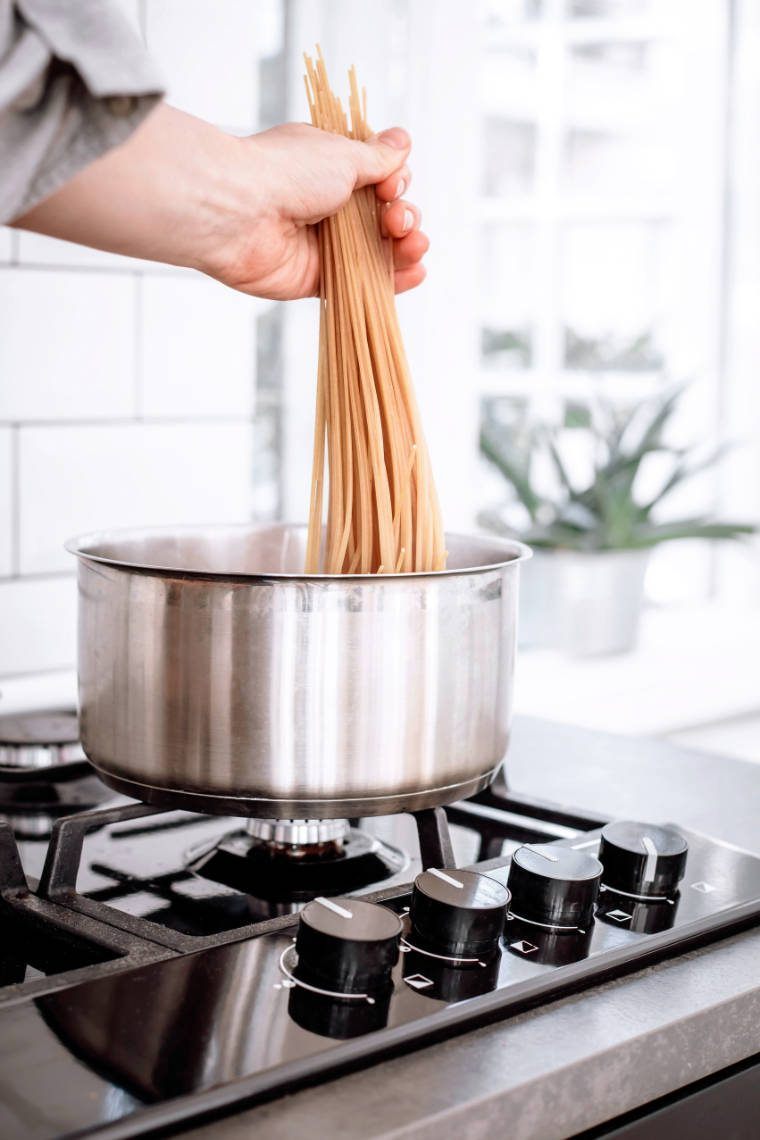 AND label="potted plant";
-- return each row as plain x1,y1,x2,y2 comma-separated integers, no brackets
479,386,755,656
